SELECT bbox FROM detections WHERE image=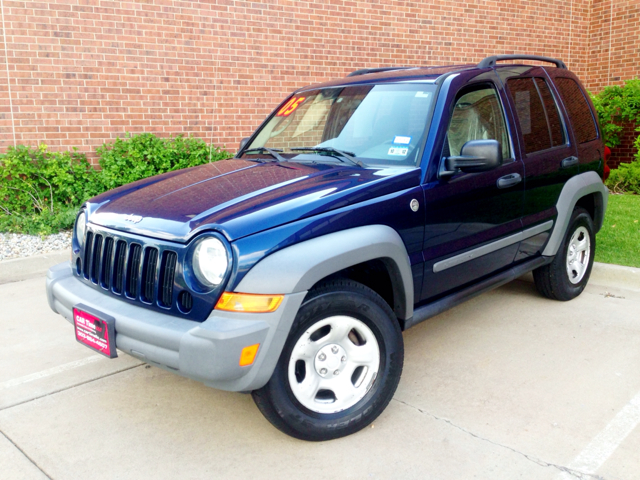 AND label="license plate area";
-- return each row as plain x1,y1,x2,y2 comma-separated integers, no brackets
73,304,117,358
